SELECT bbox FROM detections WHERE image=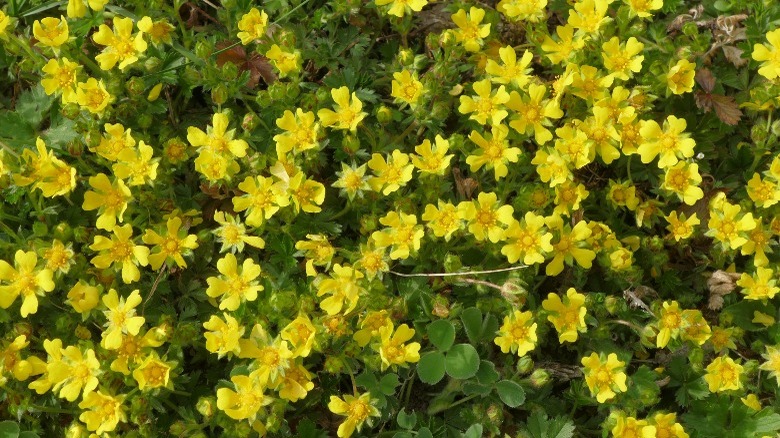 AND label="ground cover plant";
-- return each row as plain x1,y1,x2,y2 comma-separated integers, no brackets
1,0,780,436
